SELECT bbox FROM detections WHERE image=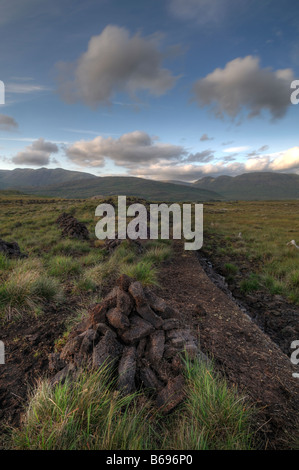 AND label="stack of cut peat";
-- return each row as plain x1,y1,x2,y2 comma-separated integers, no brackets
49,275,204,413
56,213,89,240
104,237,144,254
0,238,27,258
